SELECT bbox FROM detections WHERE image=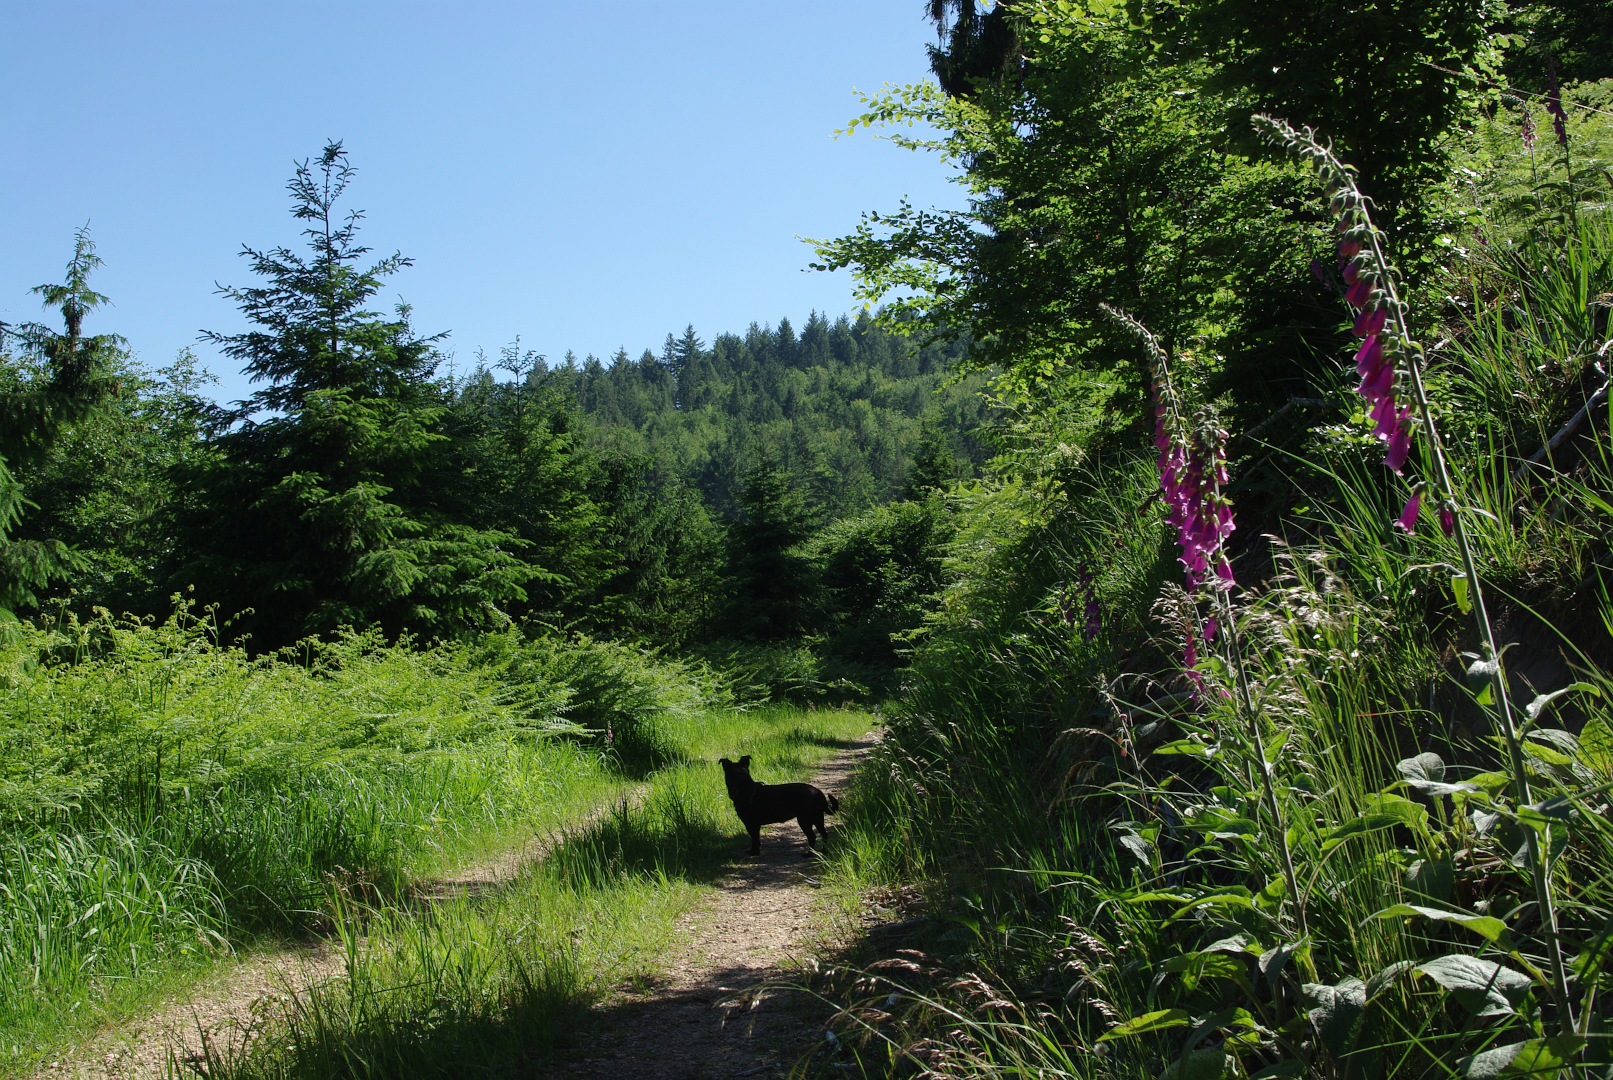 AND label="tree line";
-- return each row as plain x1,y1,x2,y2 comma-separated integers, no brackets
0,143,989,673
